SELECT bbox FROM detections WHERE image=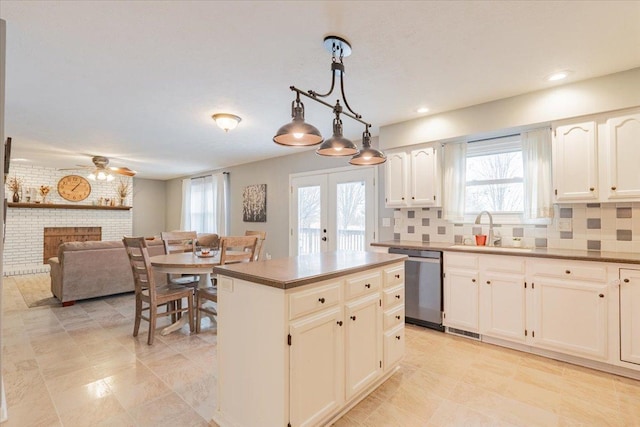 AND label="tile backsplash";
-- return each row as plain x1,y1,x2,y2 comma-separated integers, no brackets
393,203,640,253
